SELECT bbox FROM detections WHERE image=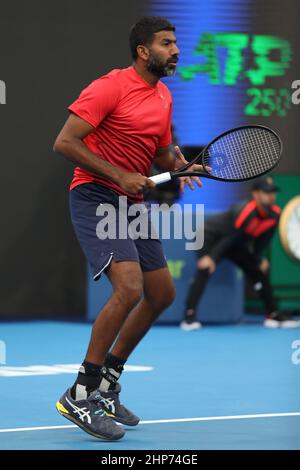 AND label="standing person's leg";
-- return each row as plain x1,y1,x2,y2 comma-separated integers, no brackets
180,267,212,330
67,184,145,400
66,260,147,428
181,236,217,330
85,260,143,366
56,259,144,438
71,260,143,400
91,242,175,425
253,271,277,316
181,230,217,330
185,267,212,313
229,250,277,316
56,184,145,439
98,232,174,394
230,250,300,327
